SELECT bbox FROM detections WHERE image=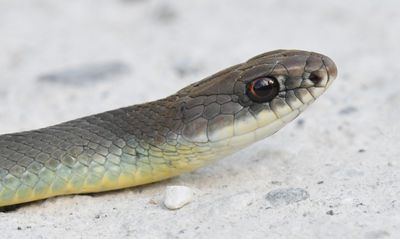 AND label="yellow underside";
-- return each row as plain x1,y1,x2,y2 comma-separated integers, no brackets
0,163,201,207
